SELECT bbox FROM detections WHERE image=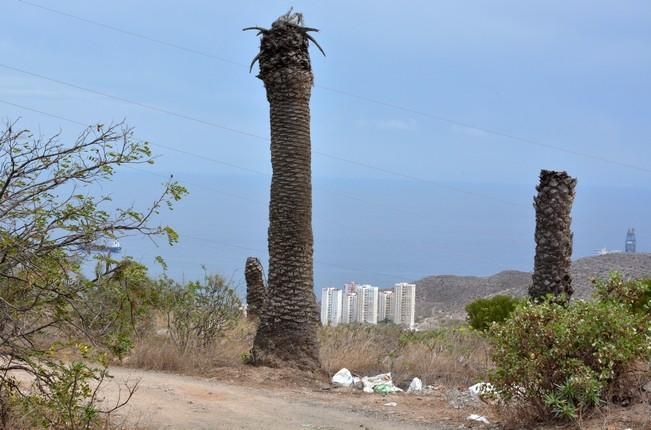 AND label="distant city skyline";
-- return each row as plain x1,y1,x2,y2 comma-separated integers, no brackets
321,282,416,329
